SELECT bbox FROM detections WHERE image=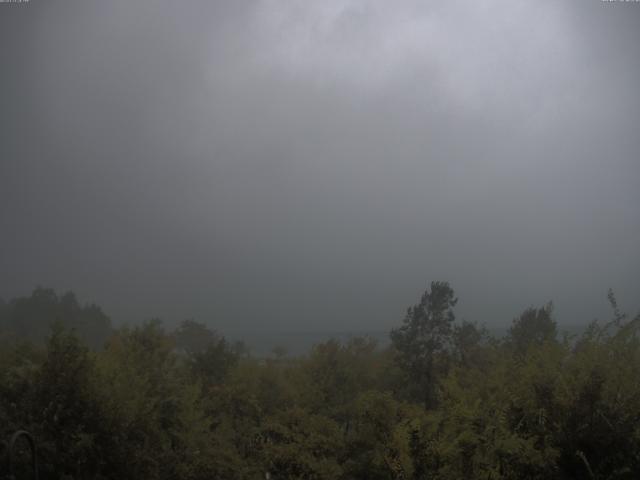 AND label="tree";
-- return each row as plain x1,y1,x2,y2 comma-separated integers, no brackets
452,320,489,368
172,319,219,355
172,319,245,387
33,324,102,478
343,391,415,480
93,320,215,480
301,337,383,422
188,338,244,387
390,281,457,409
258,407,344,480
508,303,557,356
0,287,111,348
